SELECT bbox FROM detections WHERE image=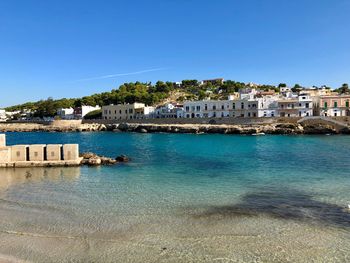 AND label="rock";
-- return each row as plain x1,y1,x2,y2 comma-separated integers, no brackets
302,124,335,134
80,152,97,159
86,157,102,166
139,128,148,133
100,157,117,165
116,155,130,163
81,152,120,166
